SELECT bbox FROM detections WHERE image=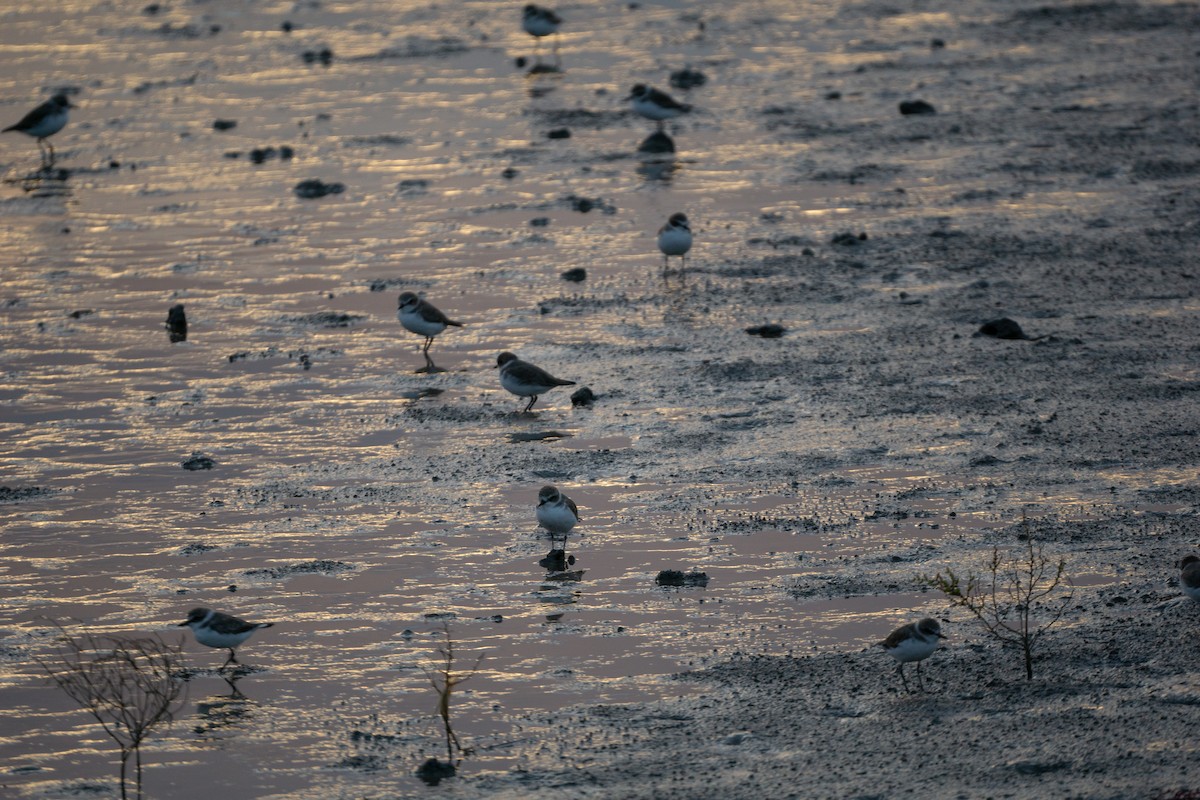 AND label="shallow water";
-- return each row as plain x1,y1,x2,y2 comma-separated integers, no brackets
0,0,1175,796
